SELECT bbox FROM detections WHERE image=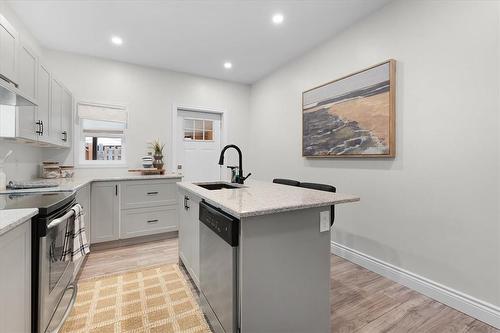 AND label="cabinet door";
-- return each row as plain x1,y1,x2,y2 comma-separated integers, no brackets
178,191,200,287
0,222,31,333
50,78,62,144
18,43,37,101
189,195,200,285
0,14,18,86
75,184,91,244
178,191,192,269
61,88,72,146
91,182,120,243
16,105,36,141
120,205,178,239
36,64,50,143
